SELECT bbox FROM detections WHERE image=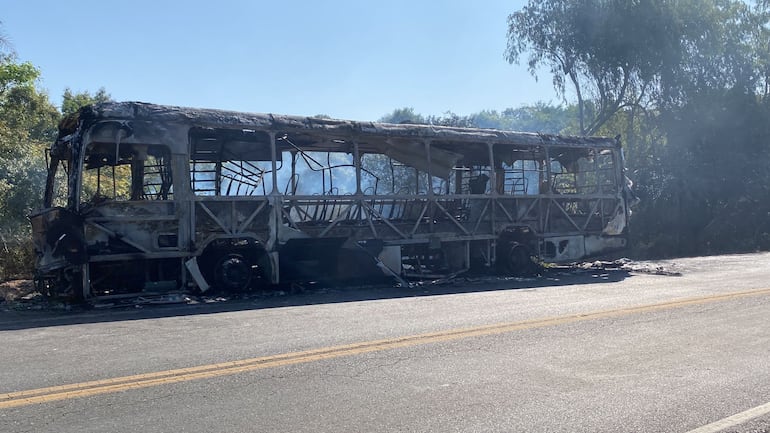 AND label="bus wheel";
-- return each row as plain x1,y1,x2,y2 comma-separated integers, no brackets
502,243,538,277
214,253,252,291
